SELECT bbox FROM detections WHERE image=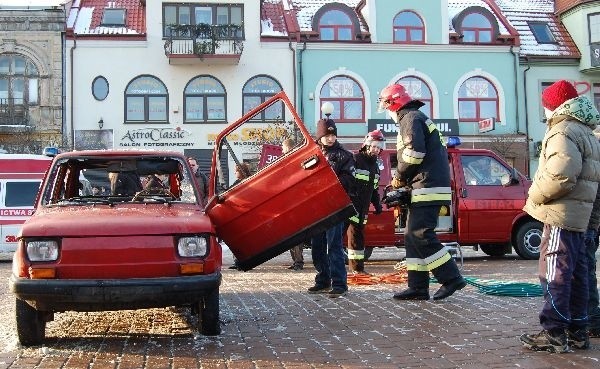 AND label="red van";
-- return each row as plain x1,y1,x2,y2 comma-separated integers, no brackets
362,138,542,260
0,153,52,255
